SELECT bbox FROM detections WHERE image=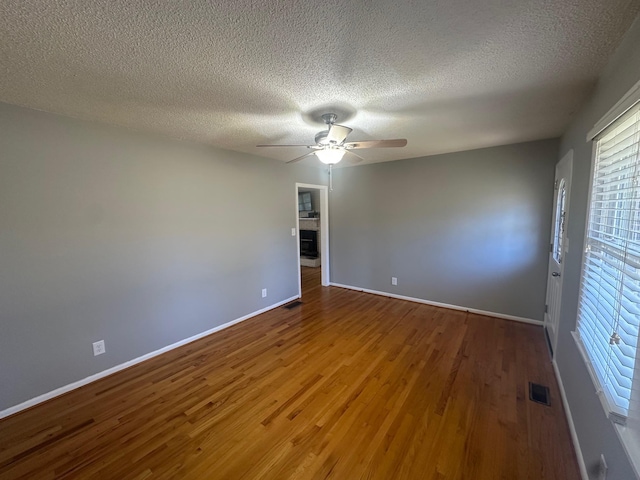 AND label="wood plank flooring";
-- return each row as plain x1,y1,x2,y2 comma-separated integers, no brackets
0,267,580,479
